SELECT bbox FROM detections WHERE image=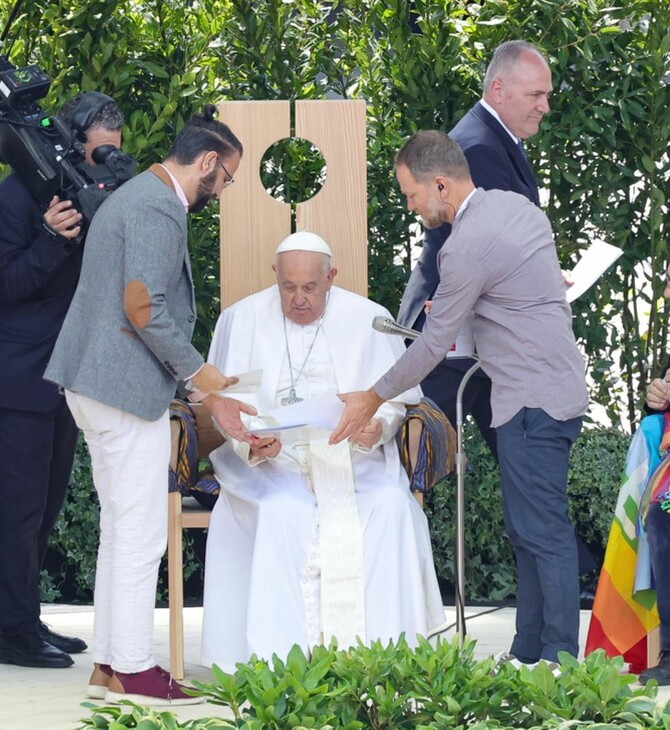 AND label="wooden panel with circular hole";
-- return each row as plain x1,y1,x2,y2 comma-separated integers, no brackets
217,100,367,308
295,100,367,296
